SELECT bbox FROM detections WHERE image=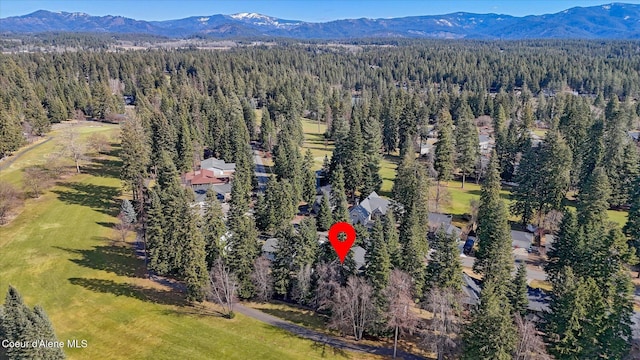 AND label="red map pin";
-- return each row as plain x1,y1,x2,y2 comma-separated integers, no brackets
327,222,356,264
